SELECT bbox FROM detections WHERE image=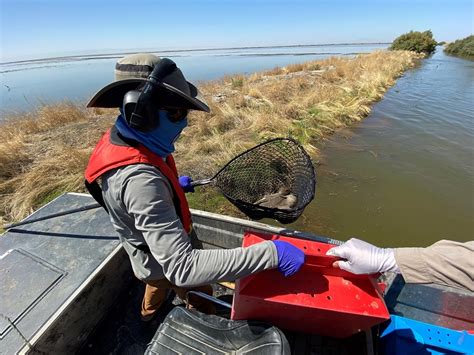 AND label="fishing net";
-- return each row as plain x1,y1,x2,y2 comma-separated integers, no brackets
209,138,316,224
